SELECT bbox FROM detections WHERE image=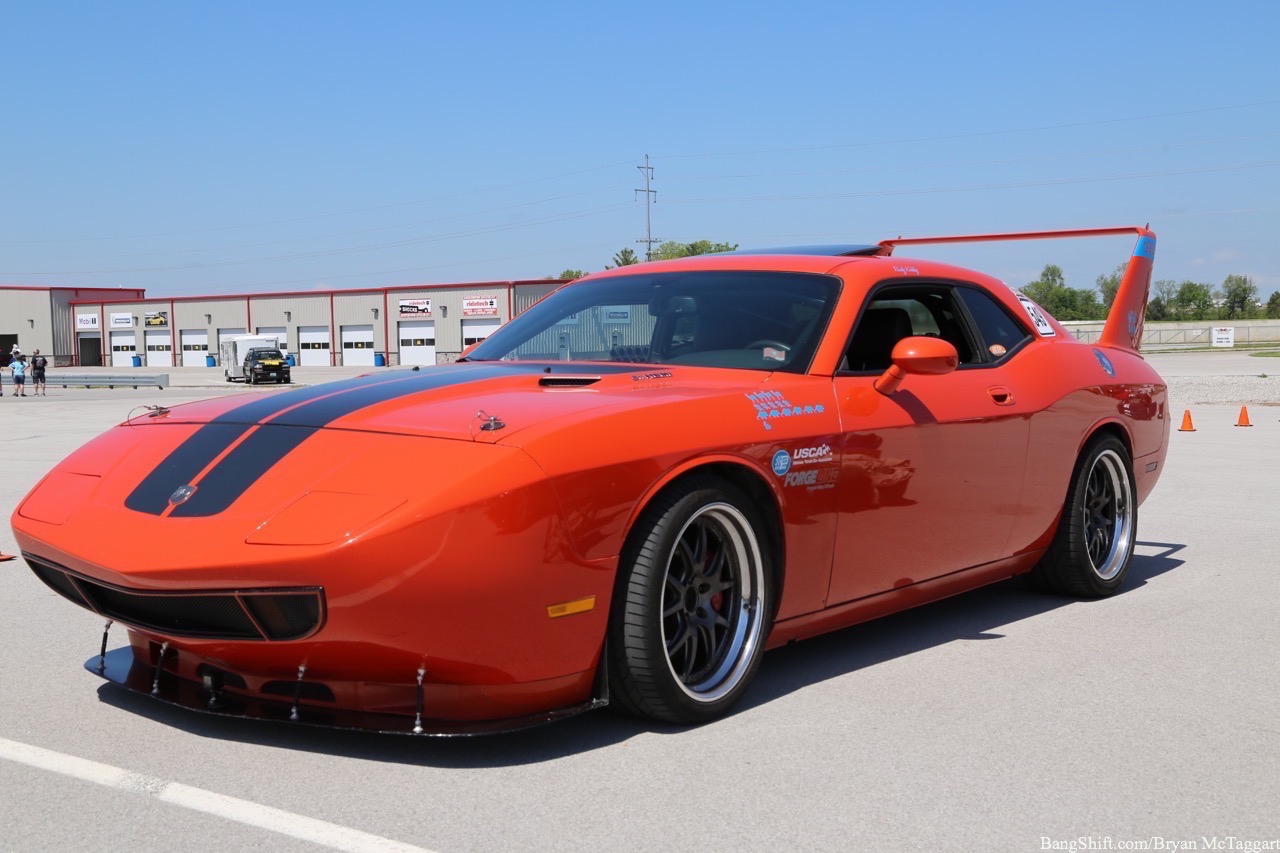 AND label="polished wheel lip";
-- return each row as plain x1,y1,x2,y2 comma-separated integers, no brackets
660,502,765,704
1083,448,1134,581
